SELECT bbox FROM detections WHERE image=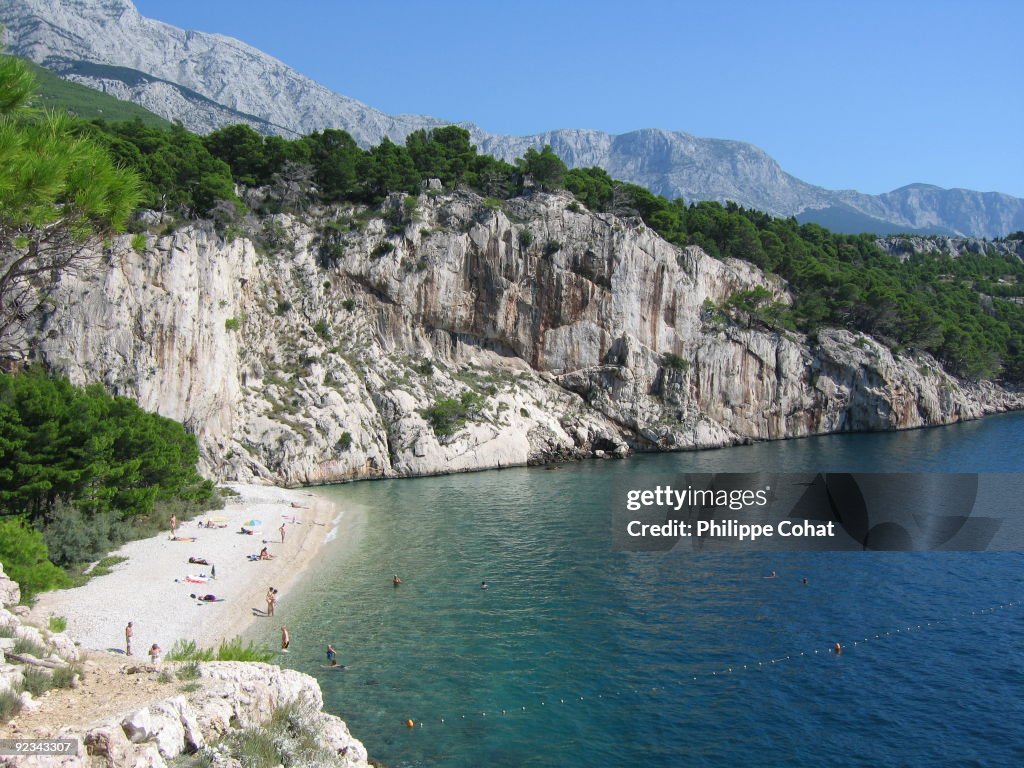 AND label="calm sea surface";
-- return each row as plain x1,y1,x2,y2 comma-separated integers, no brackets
257,414,1024,767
